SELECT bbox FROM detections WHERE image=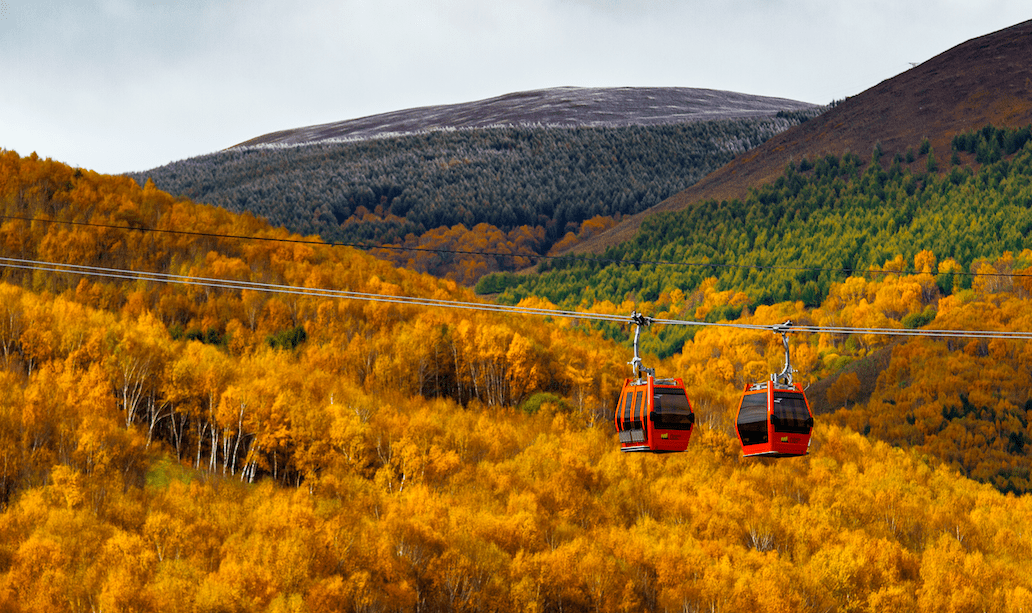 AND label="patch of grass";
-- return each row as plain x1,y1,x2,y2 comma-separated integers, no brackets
145,457,194,489
520,392,570,415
